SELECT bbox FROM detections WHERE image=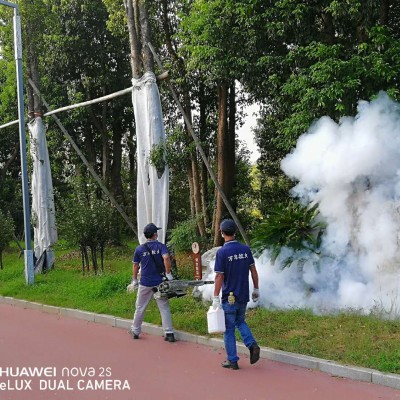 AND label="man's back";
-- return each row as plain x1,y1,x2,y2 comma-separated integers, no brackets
133,240,168,287
215,240,255,303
